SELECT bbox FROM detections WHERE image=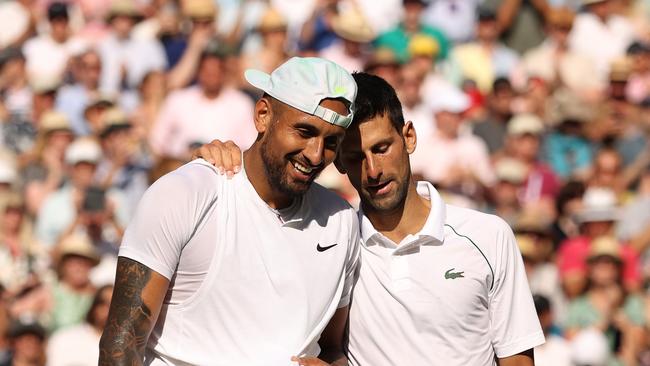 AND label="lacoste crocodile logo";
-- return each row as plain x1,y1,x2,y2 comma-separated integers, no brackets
445,268,464,279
